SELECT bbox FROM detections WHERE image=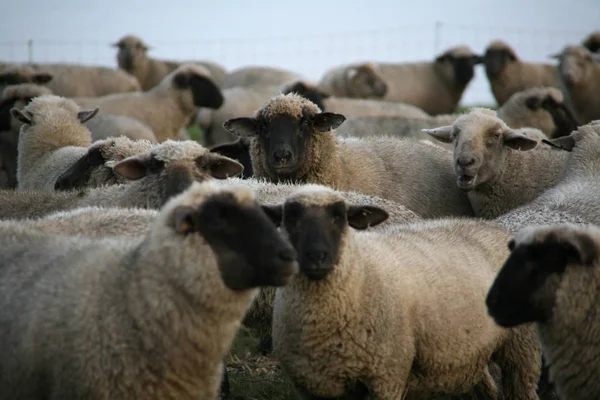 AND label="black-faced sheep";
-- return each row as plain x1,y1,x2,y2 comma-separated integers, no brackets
0,180,298,400
223,93,474,218
582,30,600,53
